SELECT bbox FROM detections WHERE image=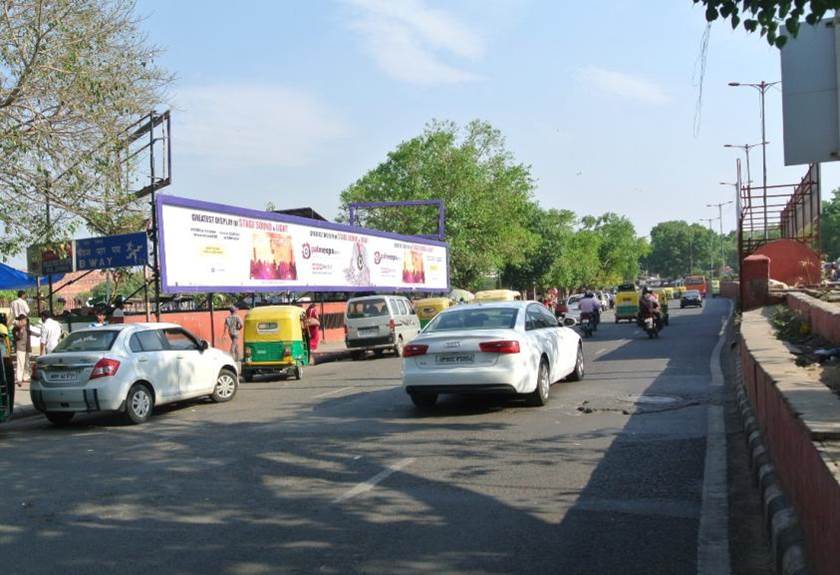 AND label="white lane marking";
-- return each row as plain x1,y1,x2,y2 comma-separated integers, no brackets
595,348,607,355
313,386,353,399
697,299,732,575
334,458,415,503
